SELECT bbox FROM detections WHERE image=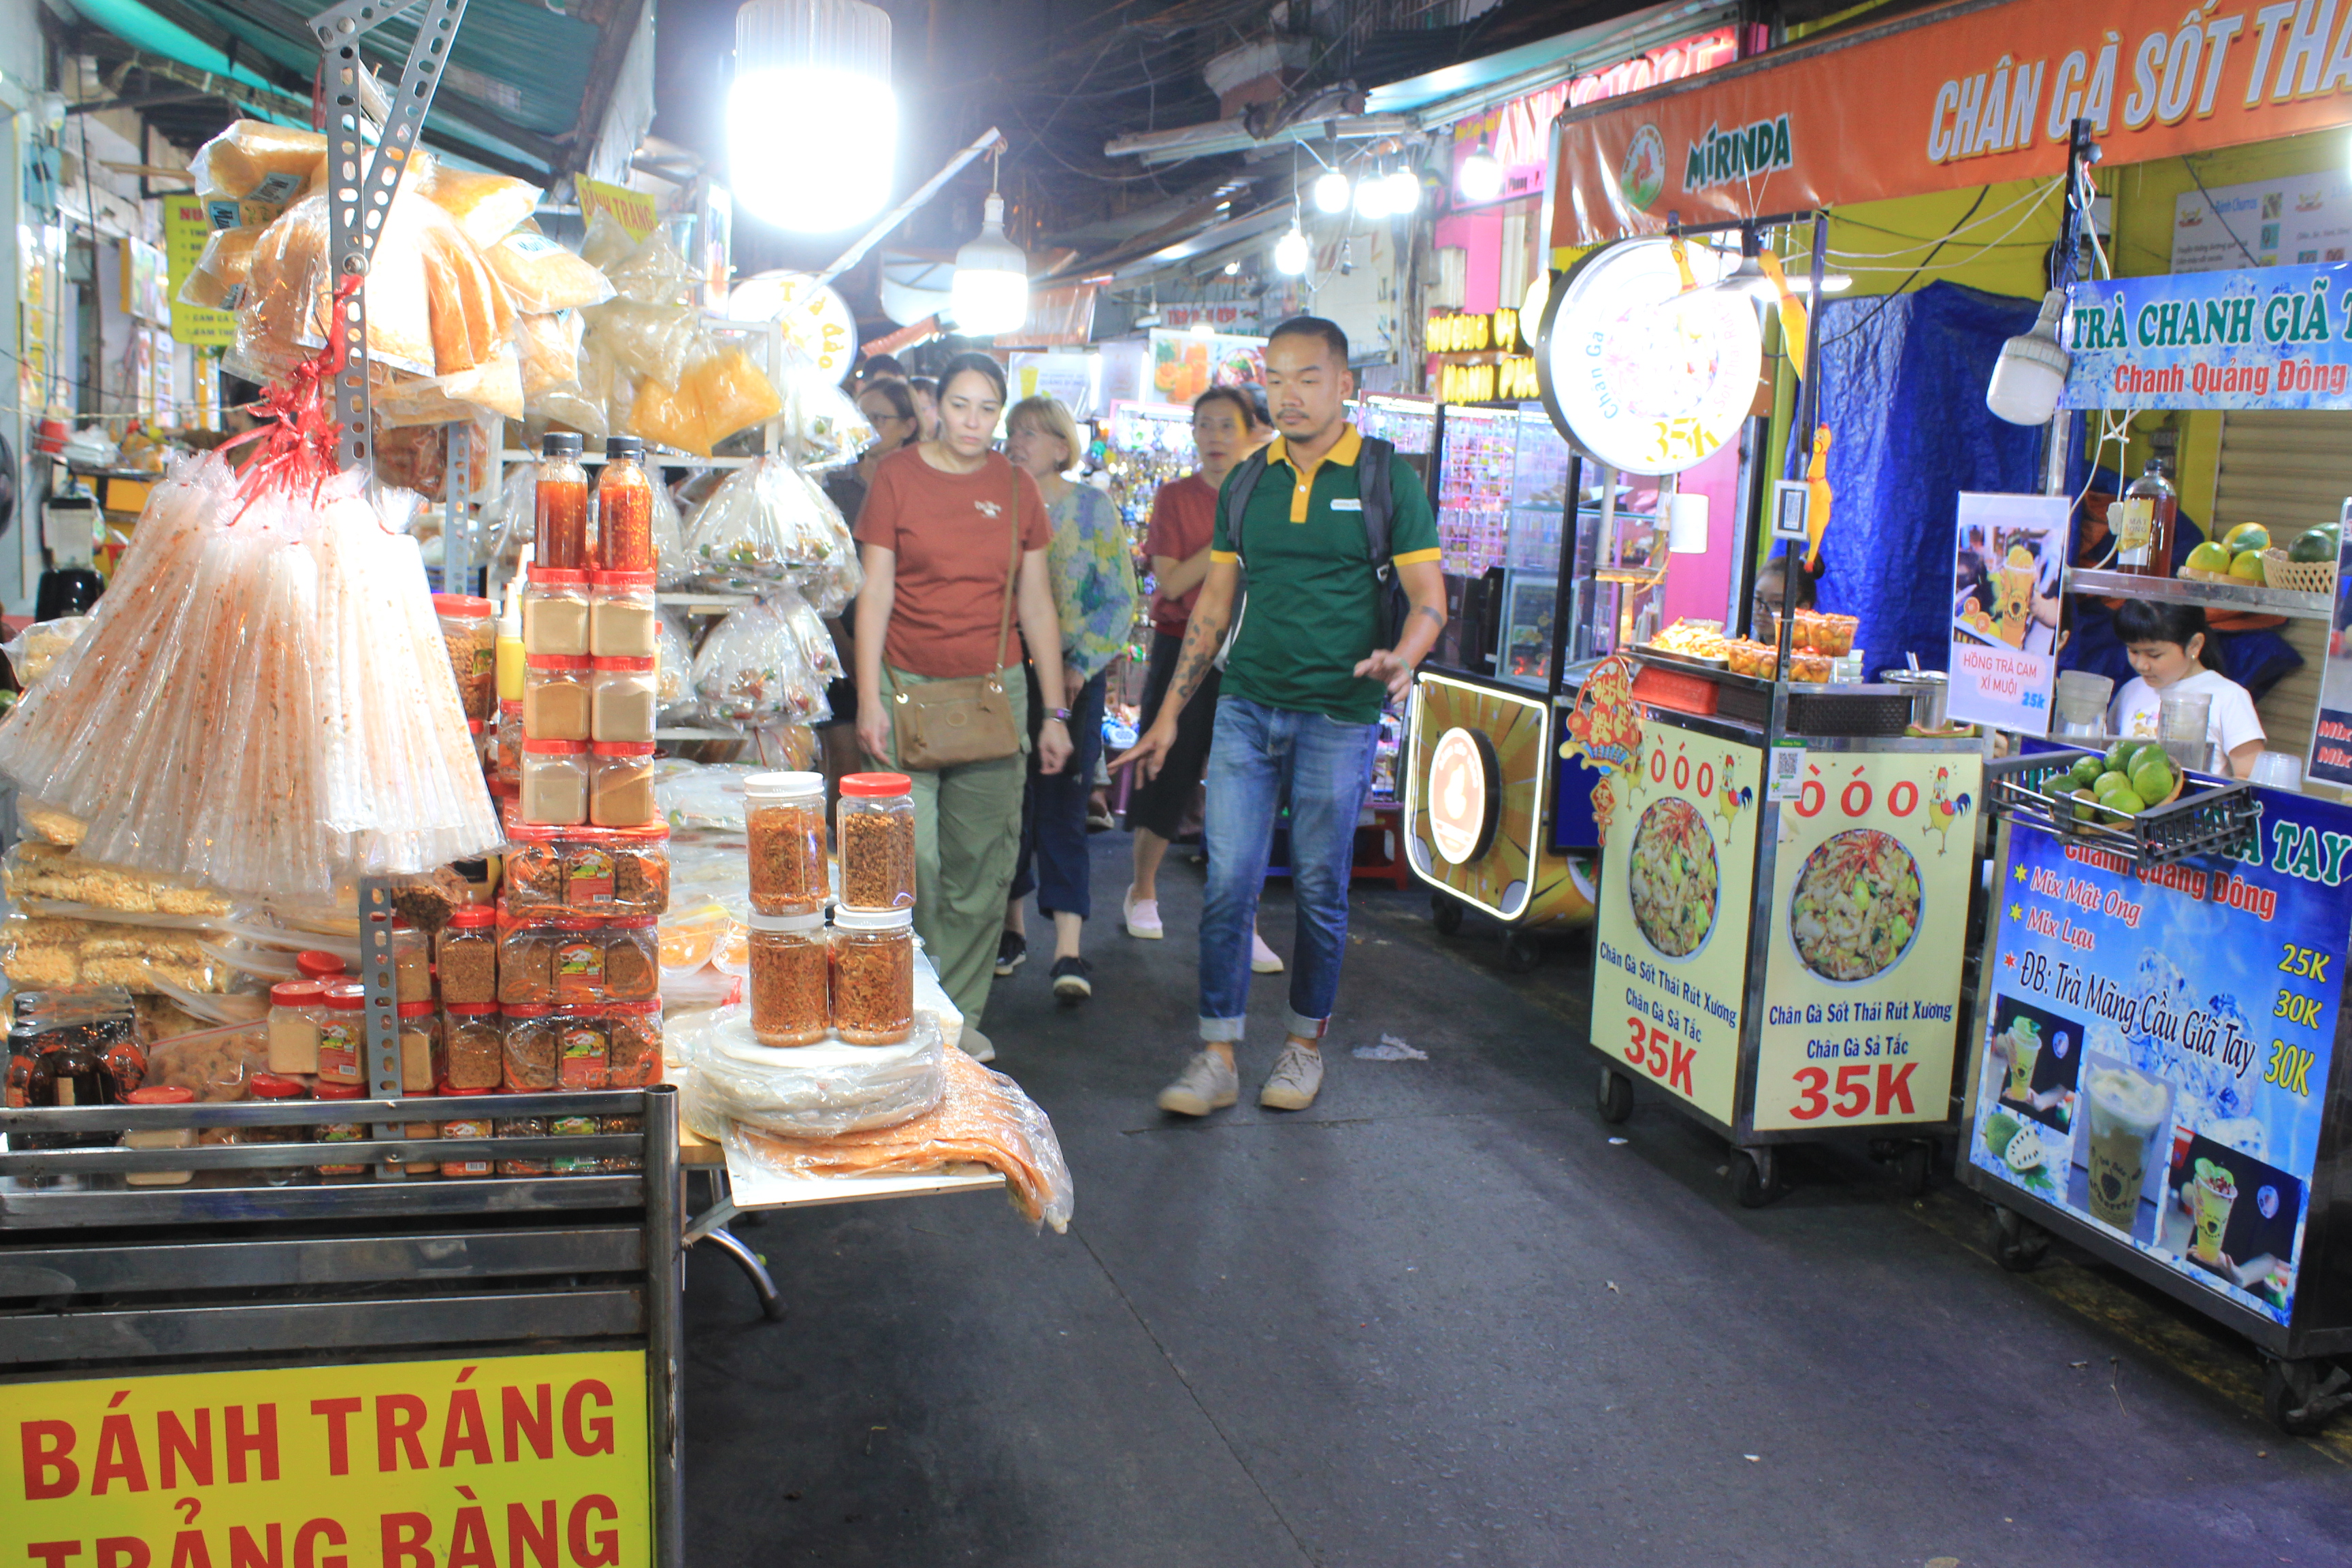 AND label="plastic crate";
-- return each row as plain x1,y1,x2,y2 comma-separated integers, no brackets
1987,748,2260,870
1631,662,1720,716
